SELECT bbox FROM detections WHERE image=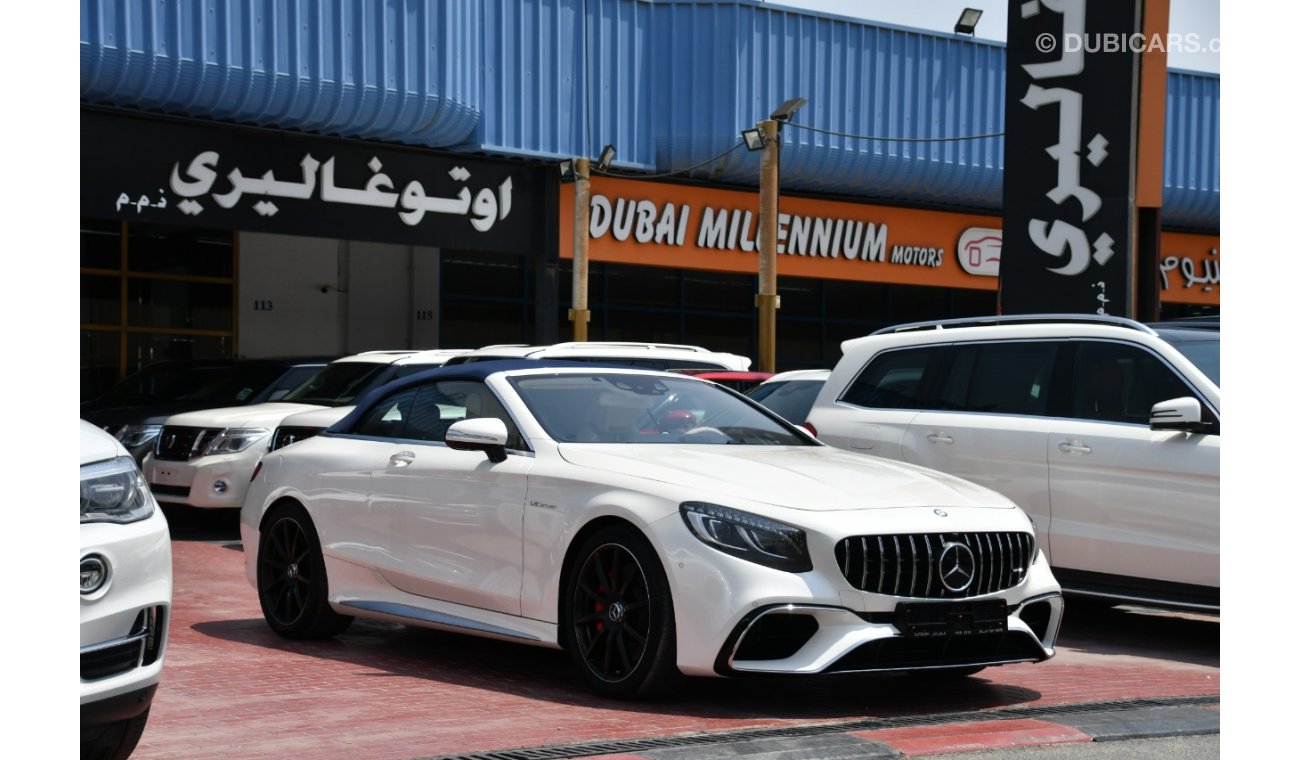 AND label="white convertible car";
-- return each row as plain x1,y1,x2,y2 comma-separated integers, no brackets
242,361,1062,698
